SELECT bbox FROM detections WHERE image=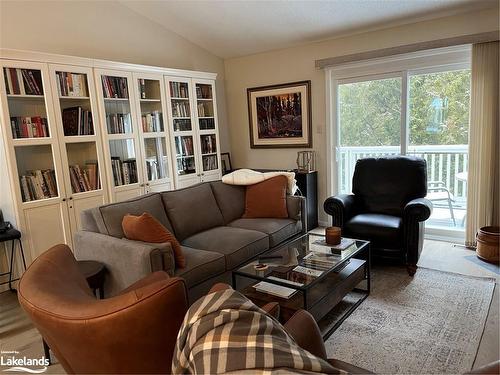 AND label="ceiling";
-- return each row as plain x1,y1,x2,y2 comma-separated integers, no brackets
121,0,498,59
